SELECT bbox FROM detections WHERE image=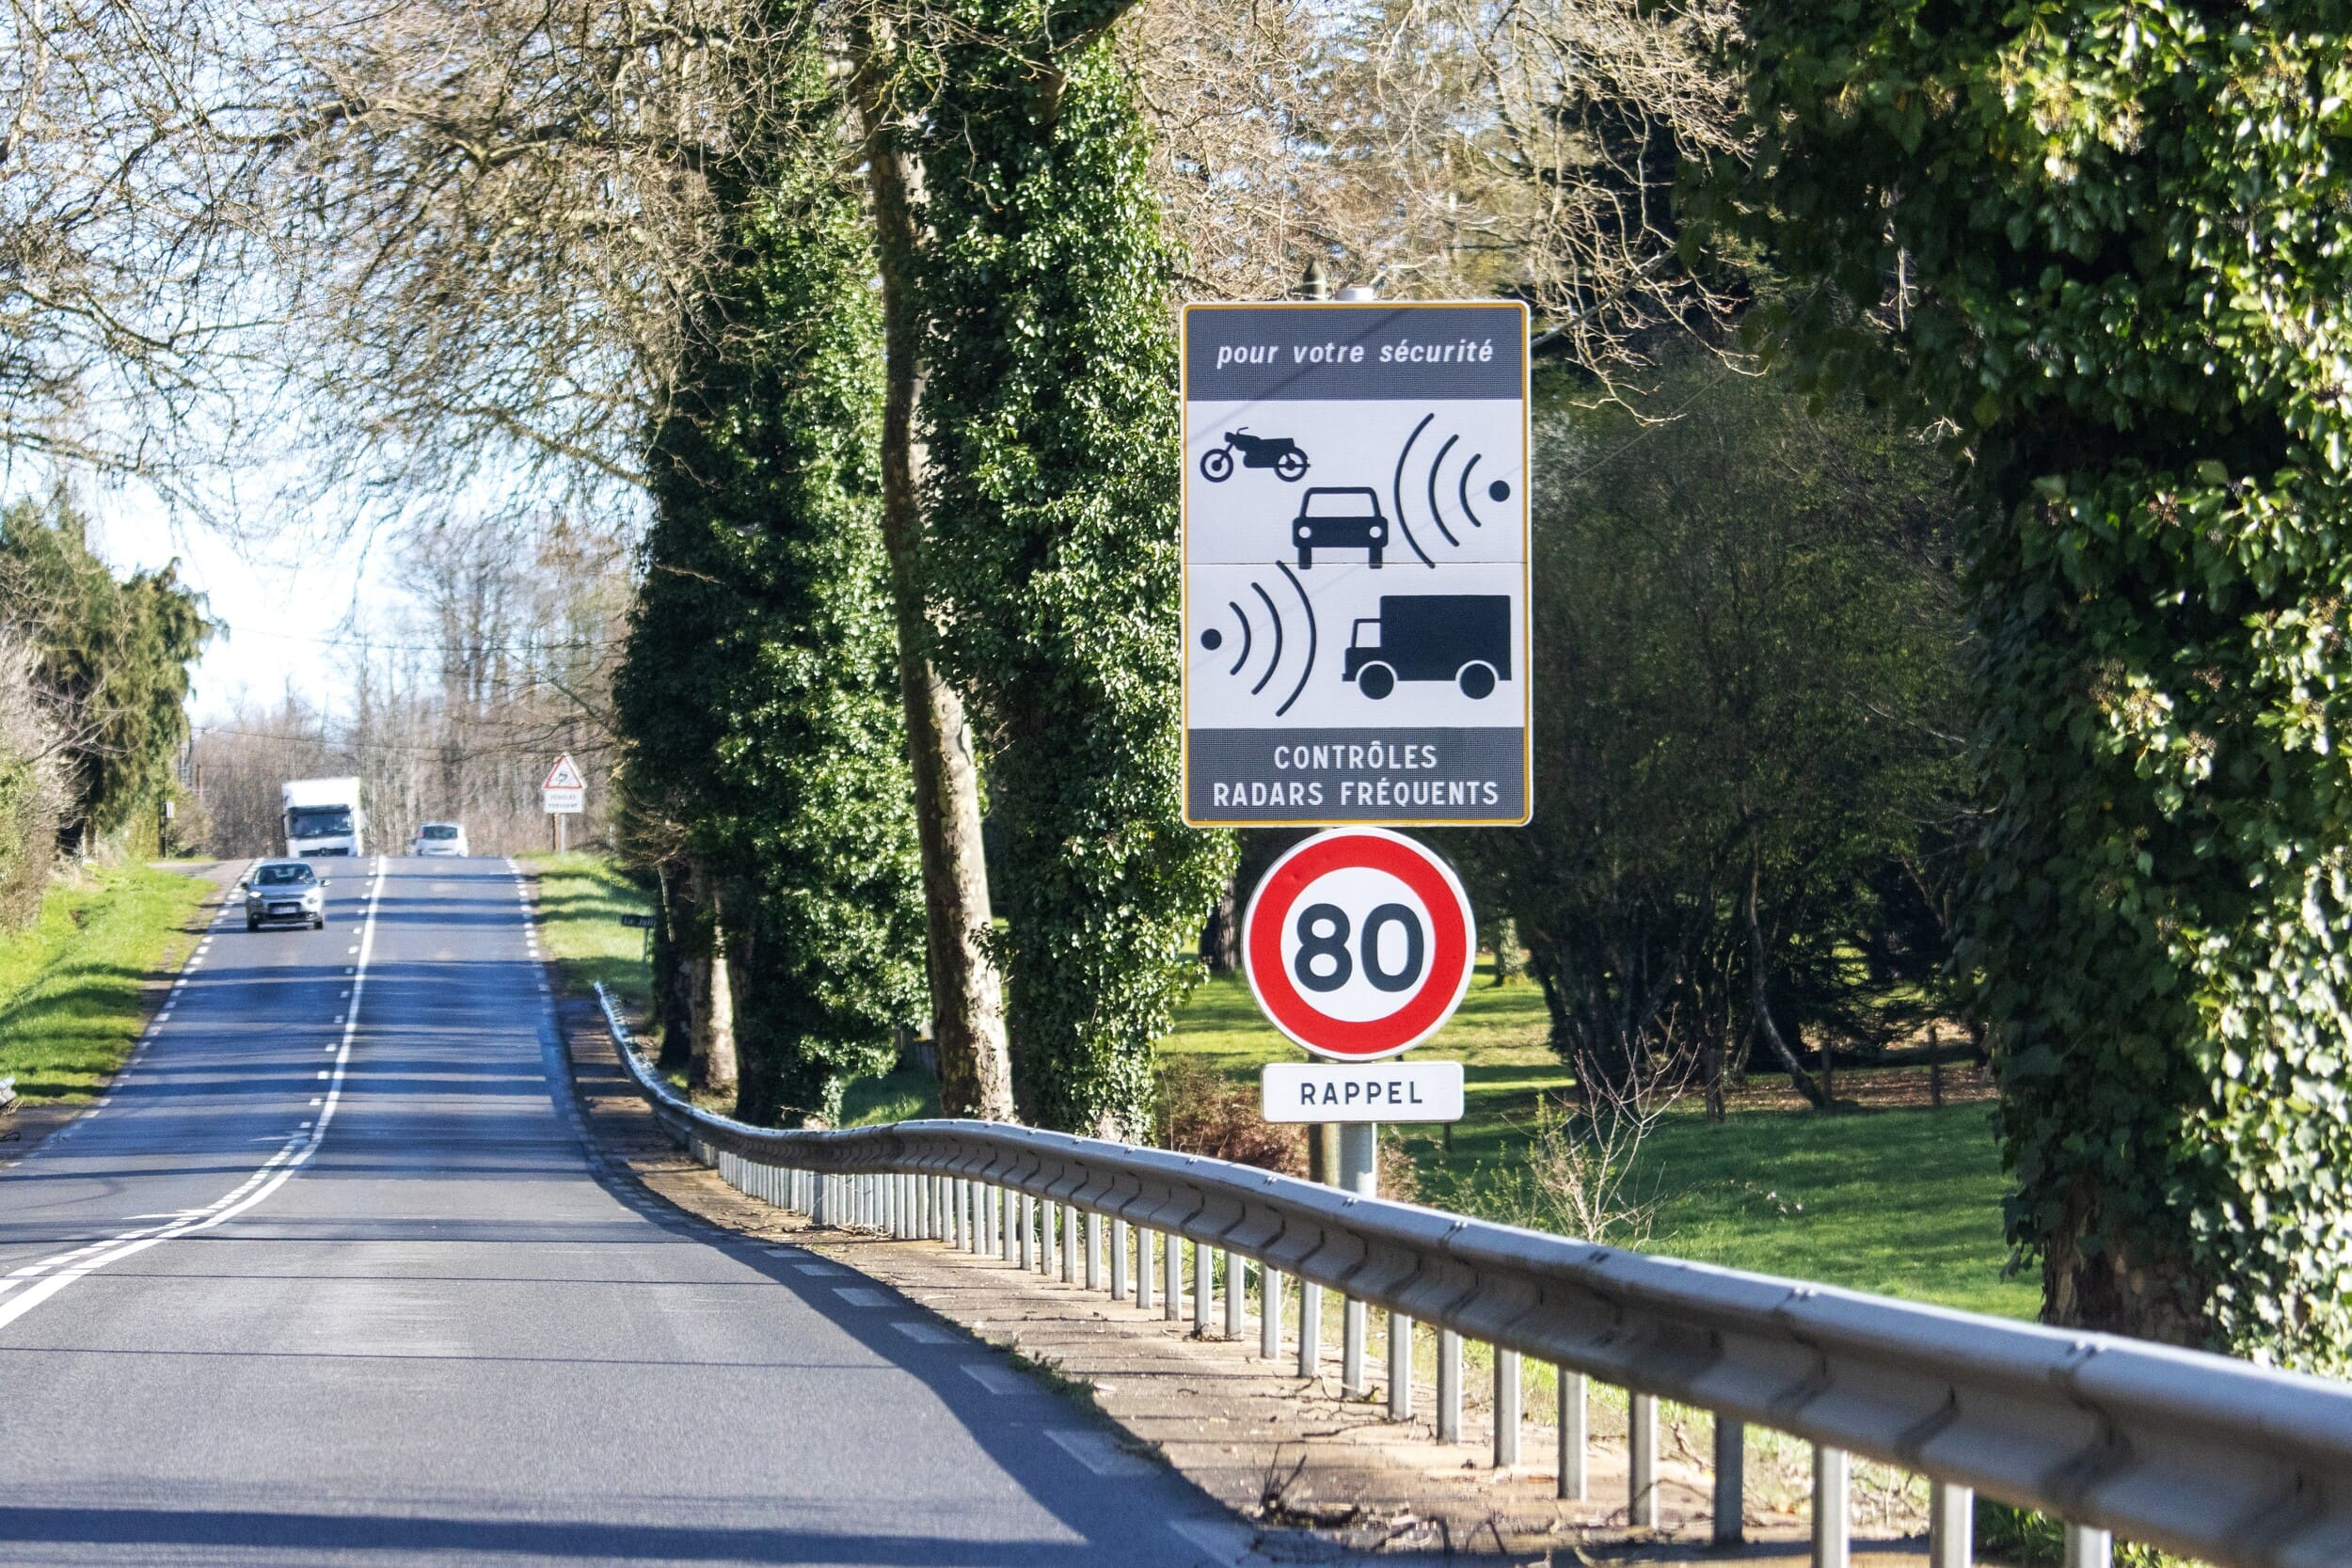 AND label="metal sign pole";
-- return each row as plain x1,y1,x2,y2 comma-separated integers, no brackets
1338,1120,1376,1396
